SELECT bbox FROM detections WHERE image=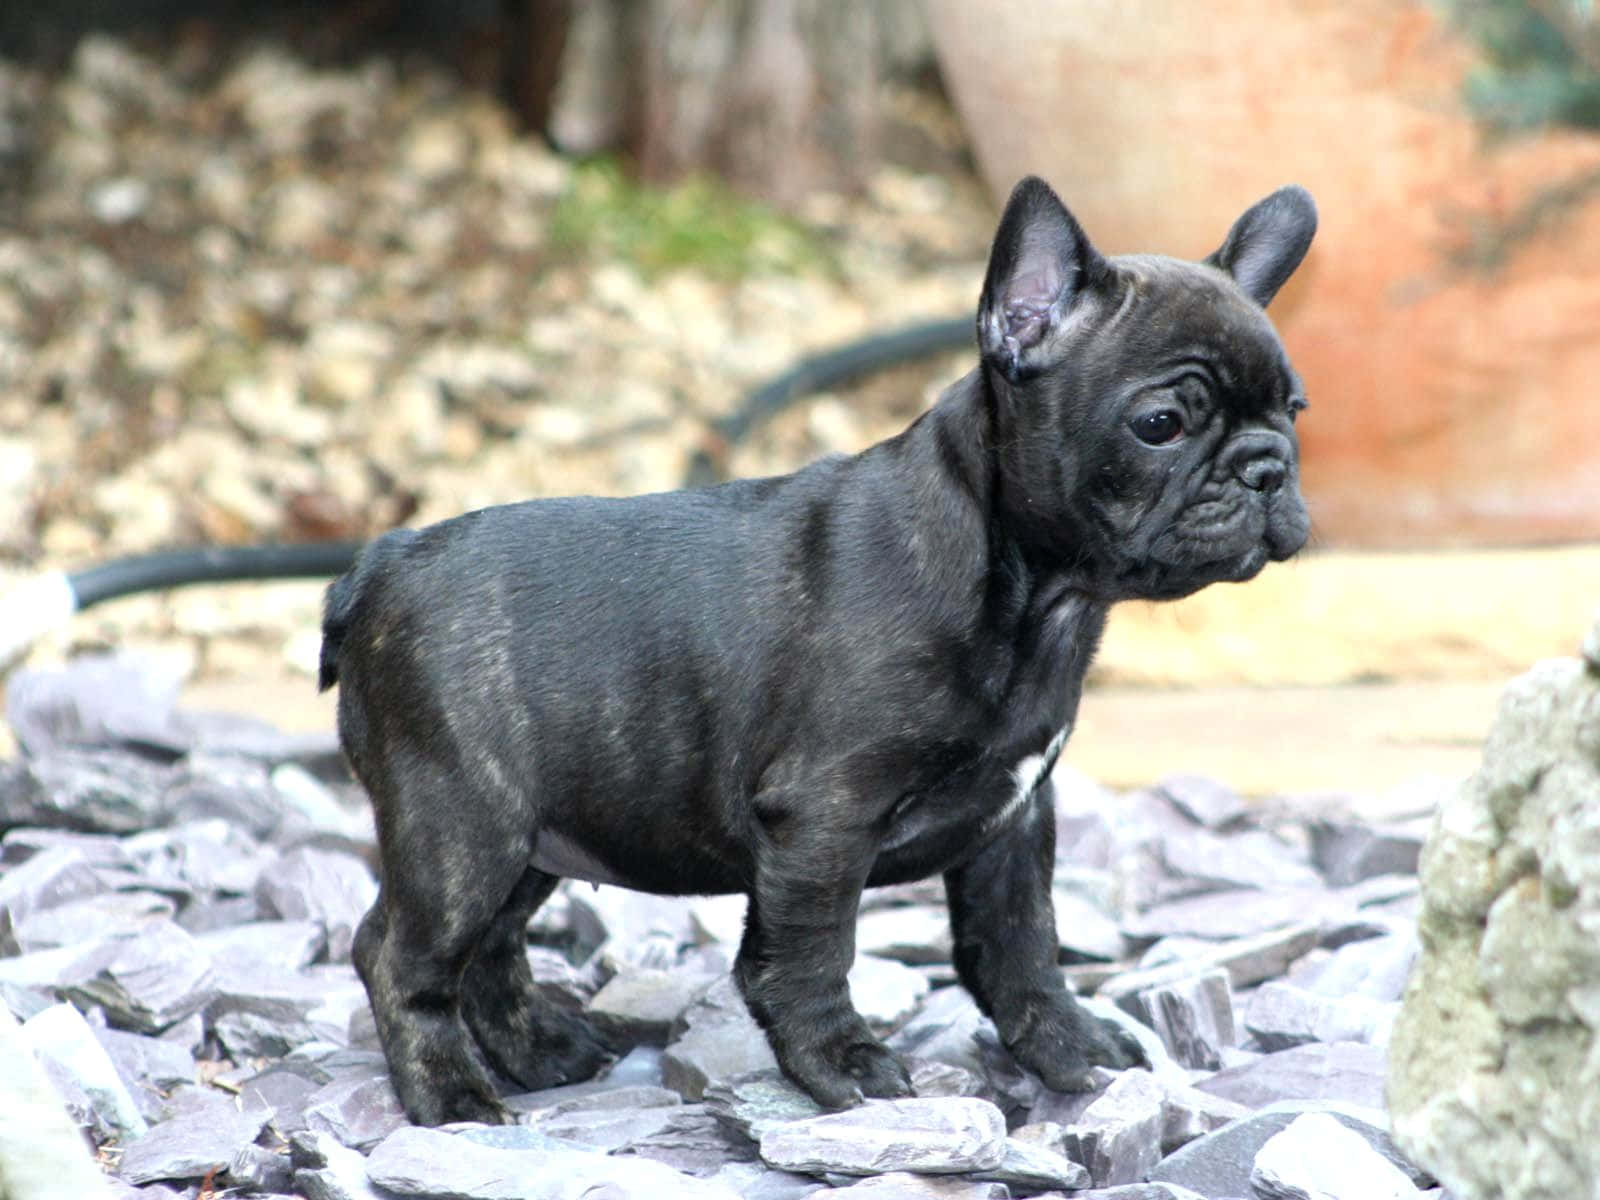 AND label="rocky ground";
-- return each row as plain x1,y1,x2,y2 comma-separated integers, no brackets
0,28,985,681
2,651,1453,1200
